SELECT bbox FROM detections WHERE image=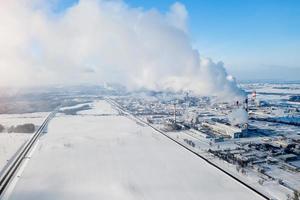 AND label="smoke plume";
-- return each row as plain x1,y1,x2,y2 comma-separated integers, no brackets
228,108,249,125
0,0,245,99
